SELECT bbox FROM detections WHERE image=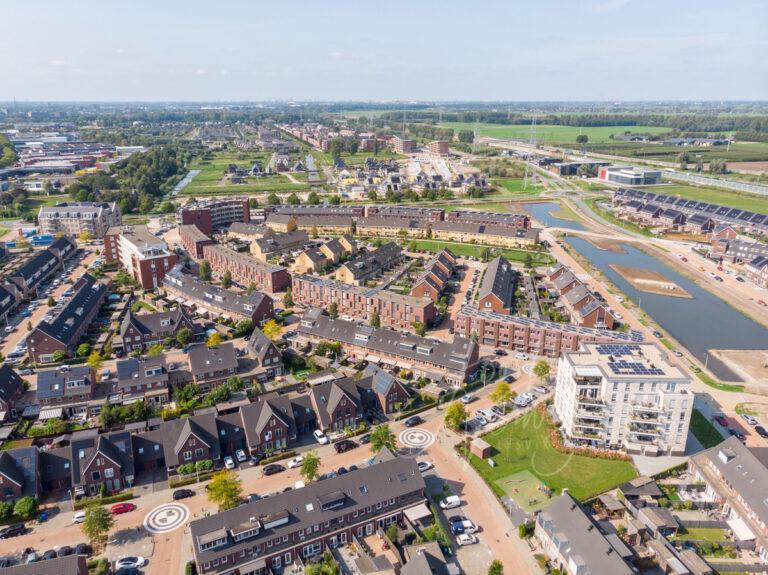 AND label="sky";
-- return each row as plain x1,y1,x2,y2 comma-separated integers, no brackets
2,0,767,102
